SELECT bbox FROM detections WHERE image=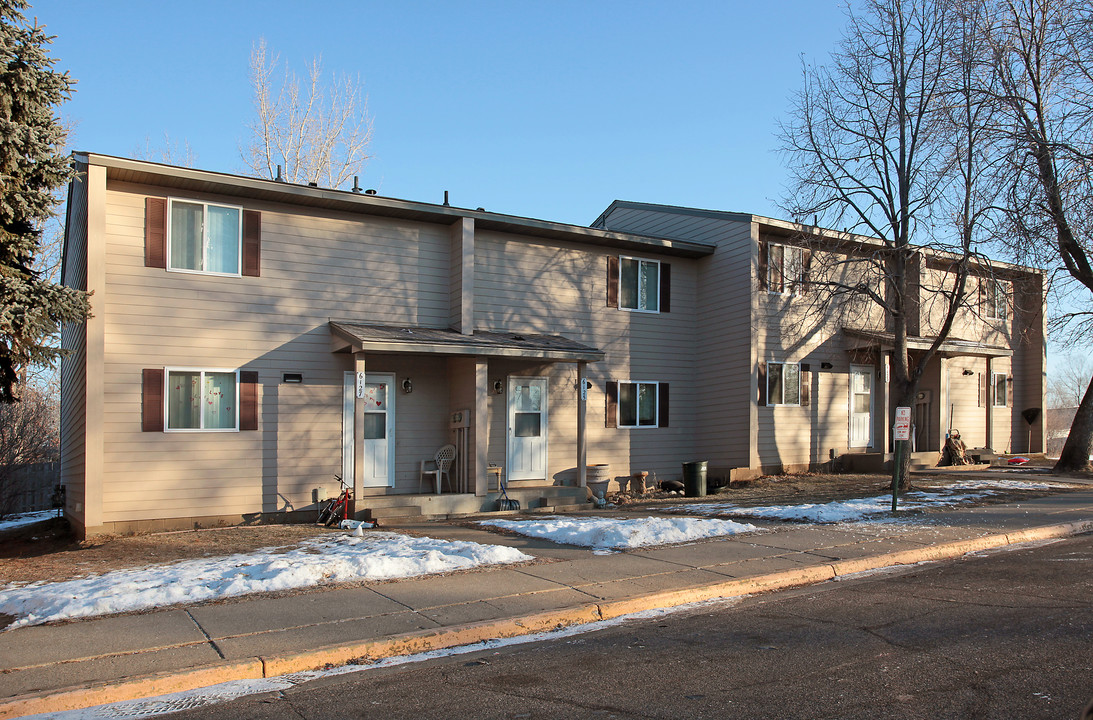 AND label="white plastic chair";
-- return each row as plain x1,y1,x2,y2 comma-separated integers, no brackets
419,444,456,494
